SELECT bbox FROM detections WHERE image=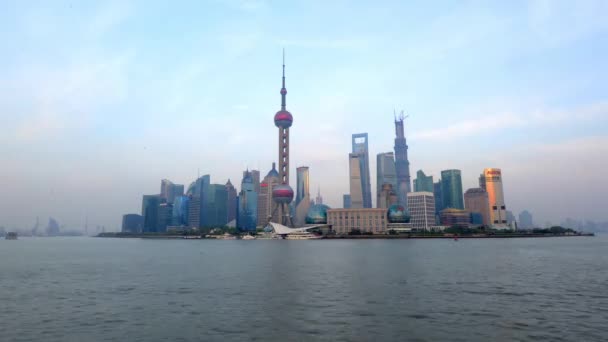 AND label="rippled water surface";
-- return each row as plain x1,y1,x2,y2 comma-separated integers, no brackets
1,236,607,341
